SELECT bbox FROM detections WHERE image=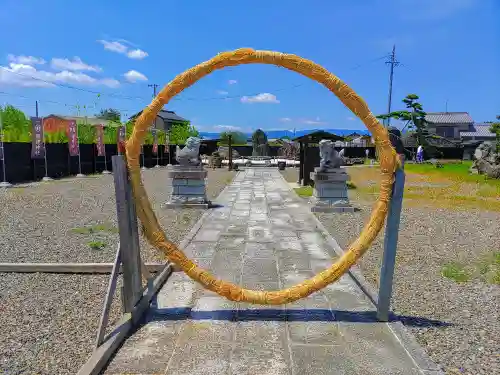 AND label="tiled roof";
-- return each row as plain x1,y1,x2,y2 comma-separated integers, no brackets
460,123,496,138
425,112,474,124
130,109,188,123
